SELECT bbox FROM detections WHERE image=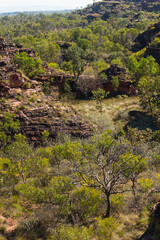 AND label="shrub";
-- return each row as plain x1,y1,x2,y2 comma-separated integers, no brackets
23,82,31,90
137,178,153,192
49,225,93,240
94,217,119,240
14,217,49,240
